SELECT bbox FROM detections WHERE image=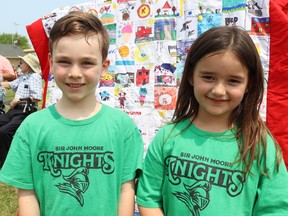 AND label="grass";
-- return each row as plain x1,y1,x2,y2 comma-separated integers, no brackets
1,86,45,215
3,89,14,111
1,87,45,216
1,89,18,216
0,183,18,216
